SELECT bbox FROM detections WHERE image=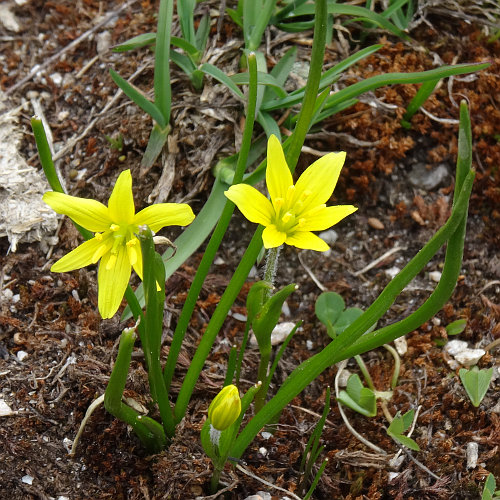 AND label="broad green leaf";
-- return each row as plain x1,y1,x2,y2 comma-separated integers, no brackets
315,292,345,329
481,473,496,500
334,308,364,335
445,319,467,336
390,434,420,451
